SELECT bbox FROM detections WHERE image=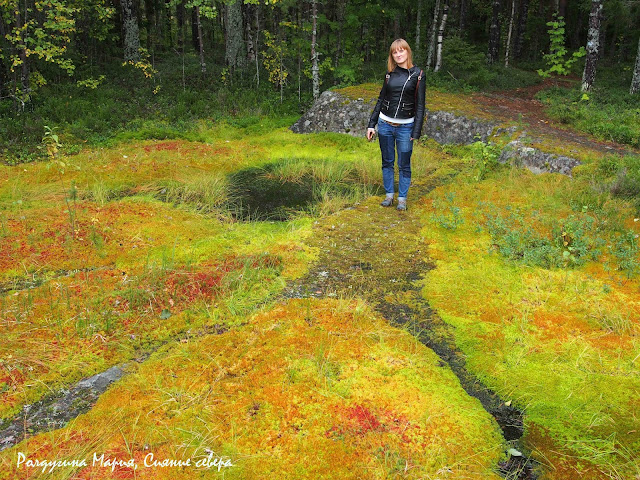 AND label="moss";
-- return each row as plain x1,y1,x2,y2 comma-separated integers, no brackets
0,299,503,479
418,164,640,478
